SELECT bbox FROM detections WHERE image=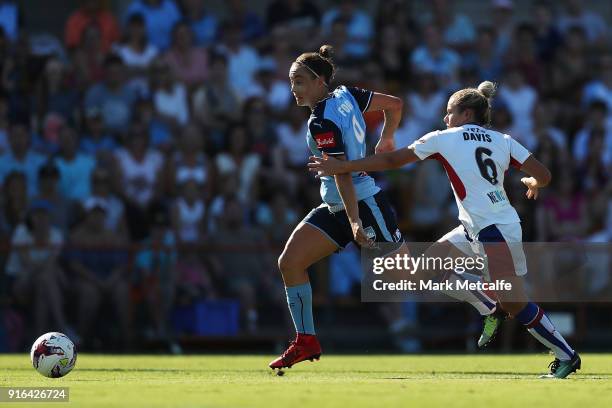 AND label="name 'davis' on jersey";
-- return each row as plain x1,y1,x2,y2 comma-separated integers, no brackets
463,132,492,142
